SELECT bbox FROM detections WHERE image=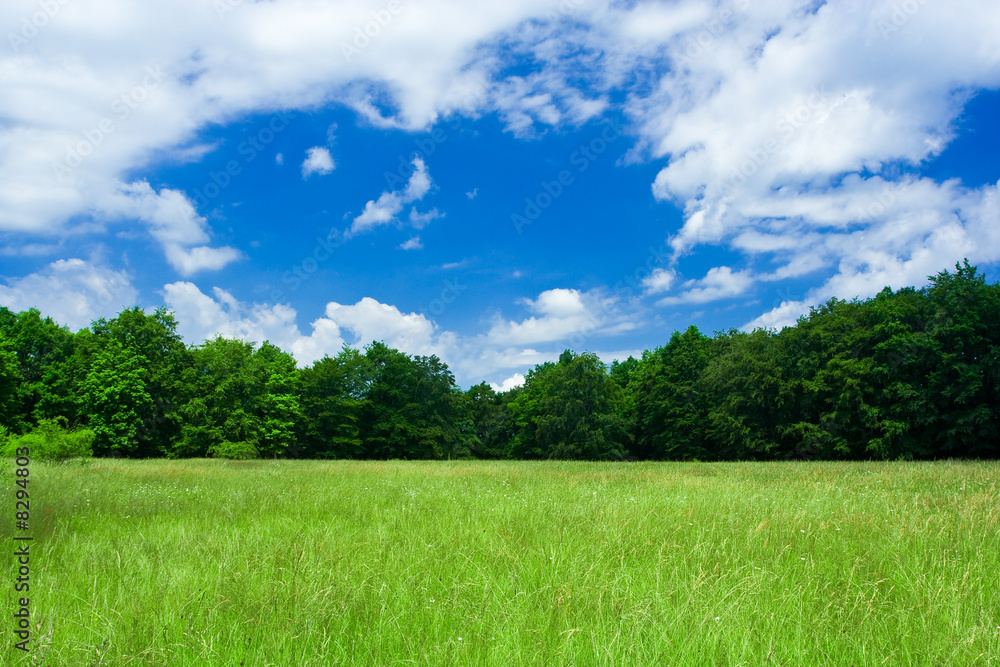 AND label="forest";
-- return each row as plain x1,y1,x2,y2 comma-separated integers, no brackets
1,261,997,462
